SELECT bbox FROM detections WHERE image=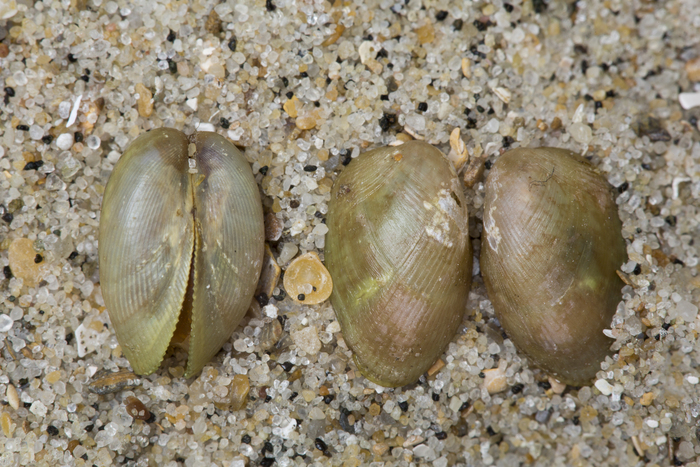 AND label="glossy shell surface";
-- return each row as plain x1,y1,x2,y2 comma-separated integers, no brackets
325,141,473,387
481,147,626,385
99,128,264,378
